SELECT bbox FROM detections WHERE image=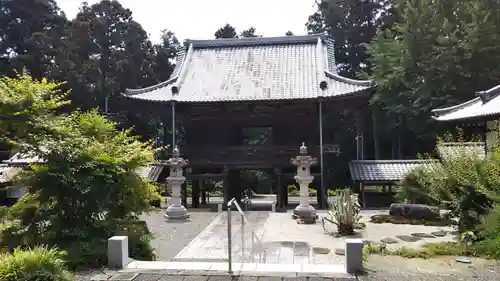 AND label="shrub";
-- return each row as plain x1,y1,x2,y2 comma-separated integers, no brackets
0,76,159,269
327,189,337,196
0,246,74,281
150,194,163,208
288,185,299,196
472,205,500,259
308,188,317,196
398,142,500,231
322,189,361,235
